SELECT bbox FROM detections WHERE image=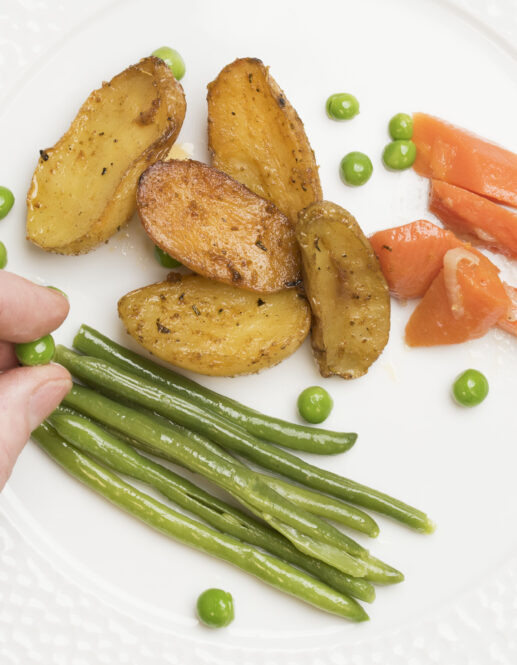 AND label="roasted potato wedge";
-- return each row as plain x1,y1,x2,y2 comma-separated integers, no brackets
137,159,301,293
27,57,186,254
118,274,311,376
207,58,322,225
297,201,390,379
